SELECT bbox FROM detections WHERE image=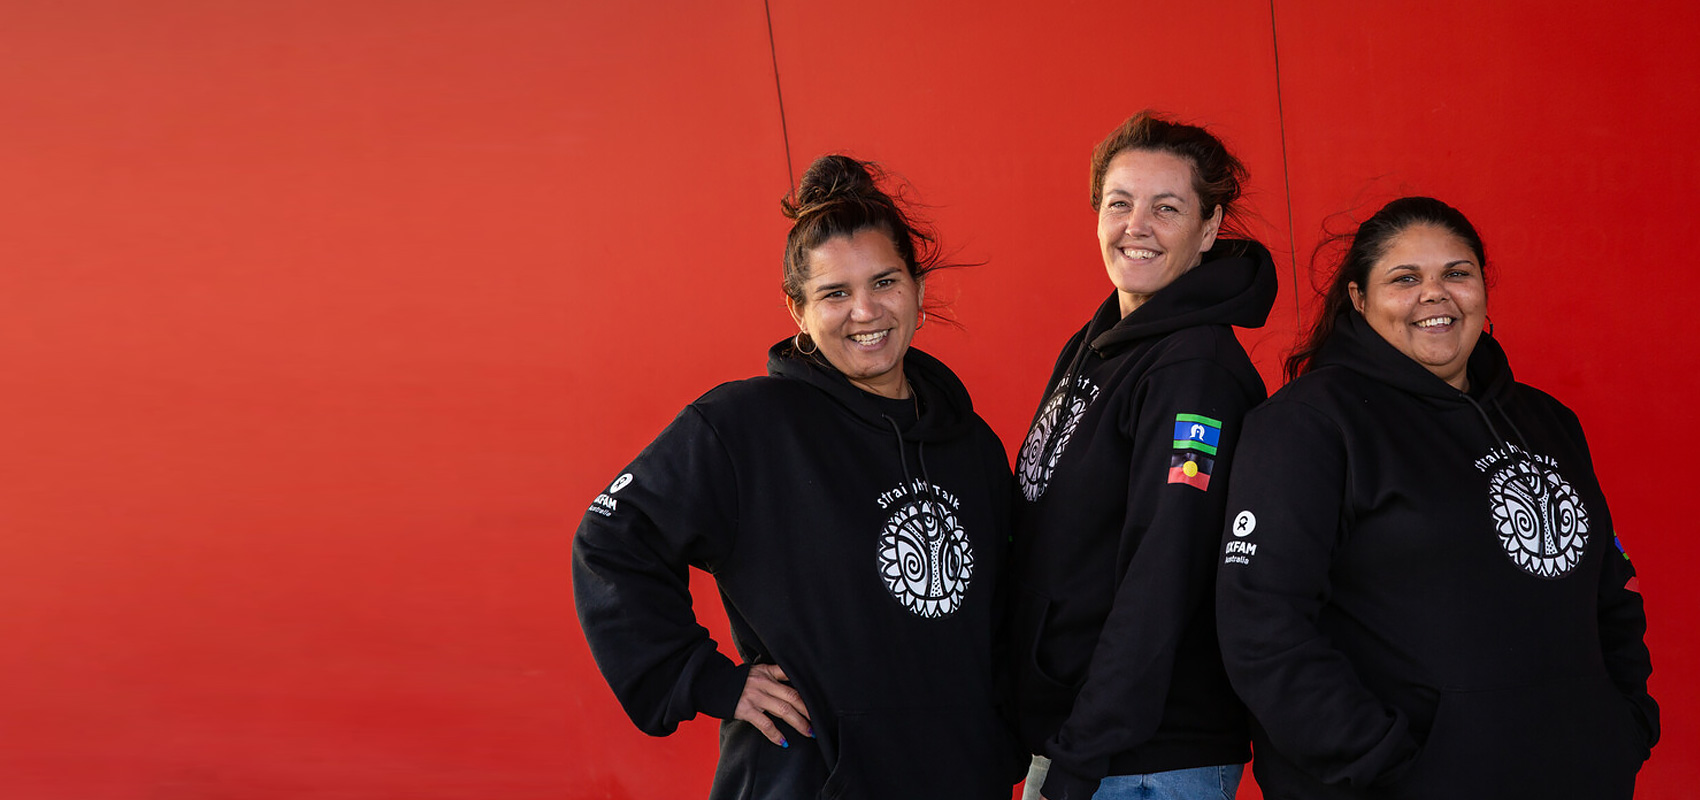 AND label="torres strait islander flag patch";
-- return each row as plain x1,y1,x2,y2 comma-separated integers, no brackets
1168,413,1222,490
